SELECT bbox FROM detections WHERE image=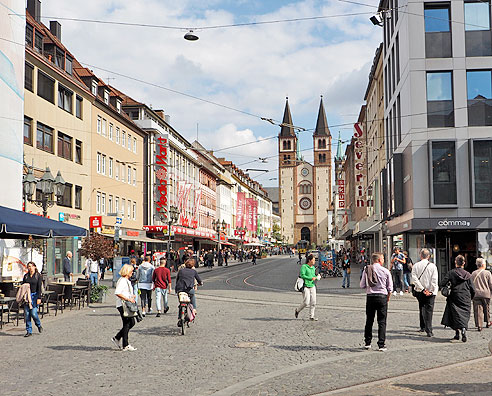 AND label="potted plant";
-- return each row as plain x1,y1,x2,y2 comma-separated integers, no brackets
90,284,108,303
